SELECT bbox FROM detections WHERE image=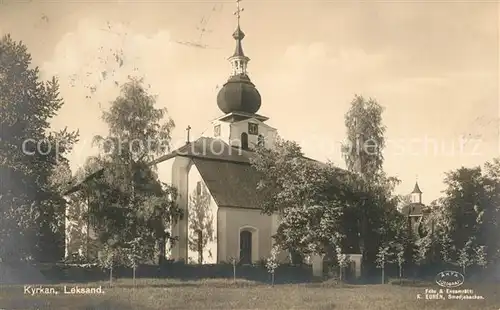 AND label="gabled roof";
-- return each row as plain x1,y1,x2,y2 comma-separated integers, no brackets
150,137,254,166
192,158,263,209
64,137,253,196
152,137,328,209
64,137,343,210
